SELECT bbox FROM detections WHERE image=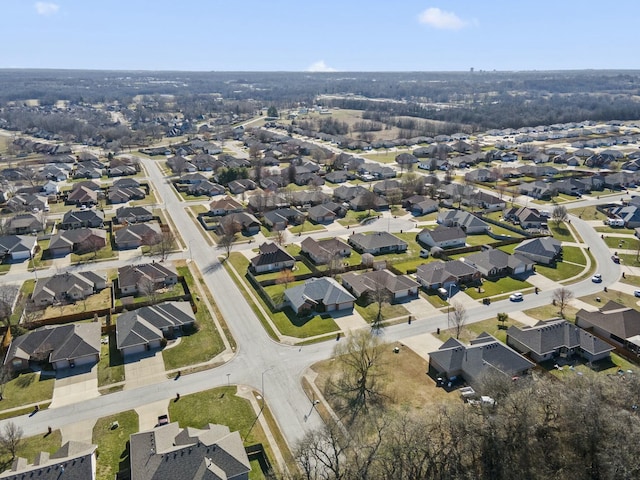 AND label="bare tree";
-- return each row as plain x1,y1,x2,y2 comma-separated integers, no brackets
274,228,288,247
552,287,574,318
217,217,240,260
360,191,378,217
552,205,569,226
367,277,391,333
0,366,12,401
386,189,403,211
326,330,387,423
326,253,345,279
0,422,23,460
148,229,175,262
139,276,160,305
0,285,19,328
276,269,294,290
449,301,467,339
